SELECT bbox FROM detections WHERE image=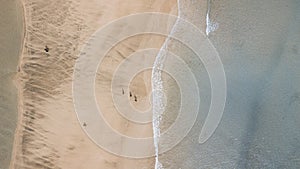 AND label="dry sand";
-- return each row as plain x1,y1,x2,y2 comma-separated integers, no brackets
5,0,300,168
10,0,177,169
